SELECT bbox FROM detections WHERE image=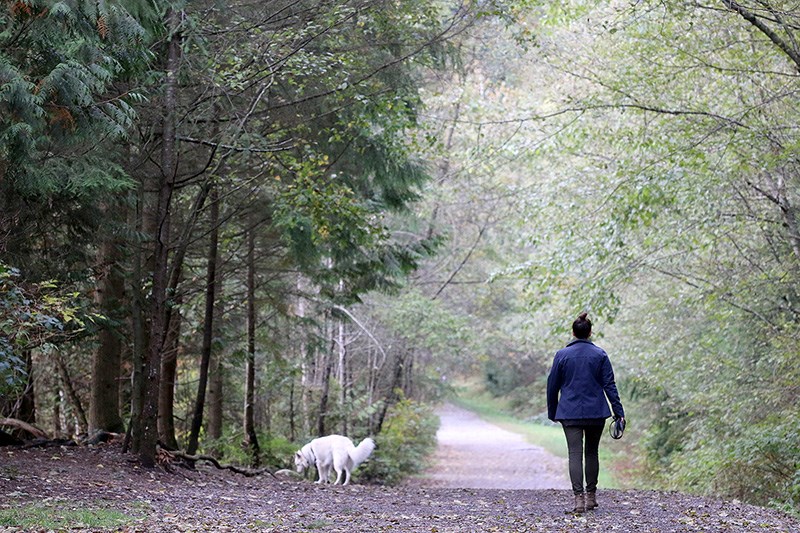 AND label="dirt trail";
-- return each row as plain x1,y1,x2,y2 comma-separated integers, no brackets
3,408,800,532
411,403,569,489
